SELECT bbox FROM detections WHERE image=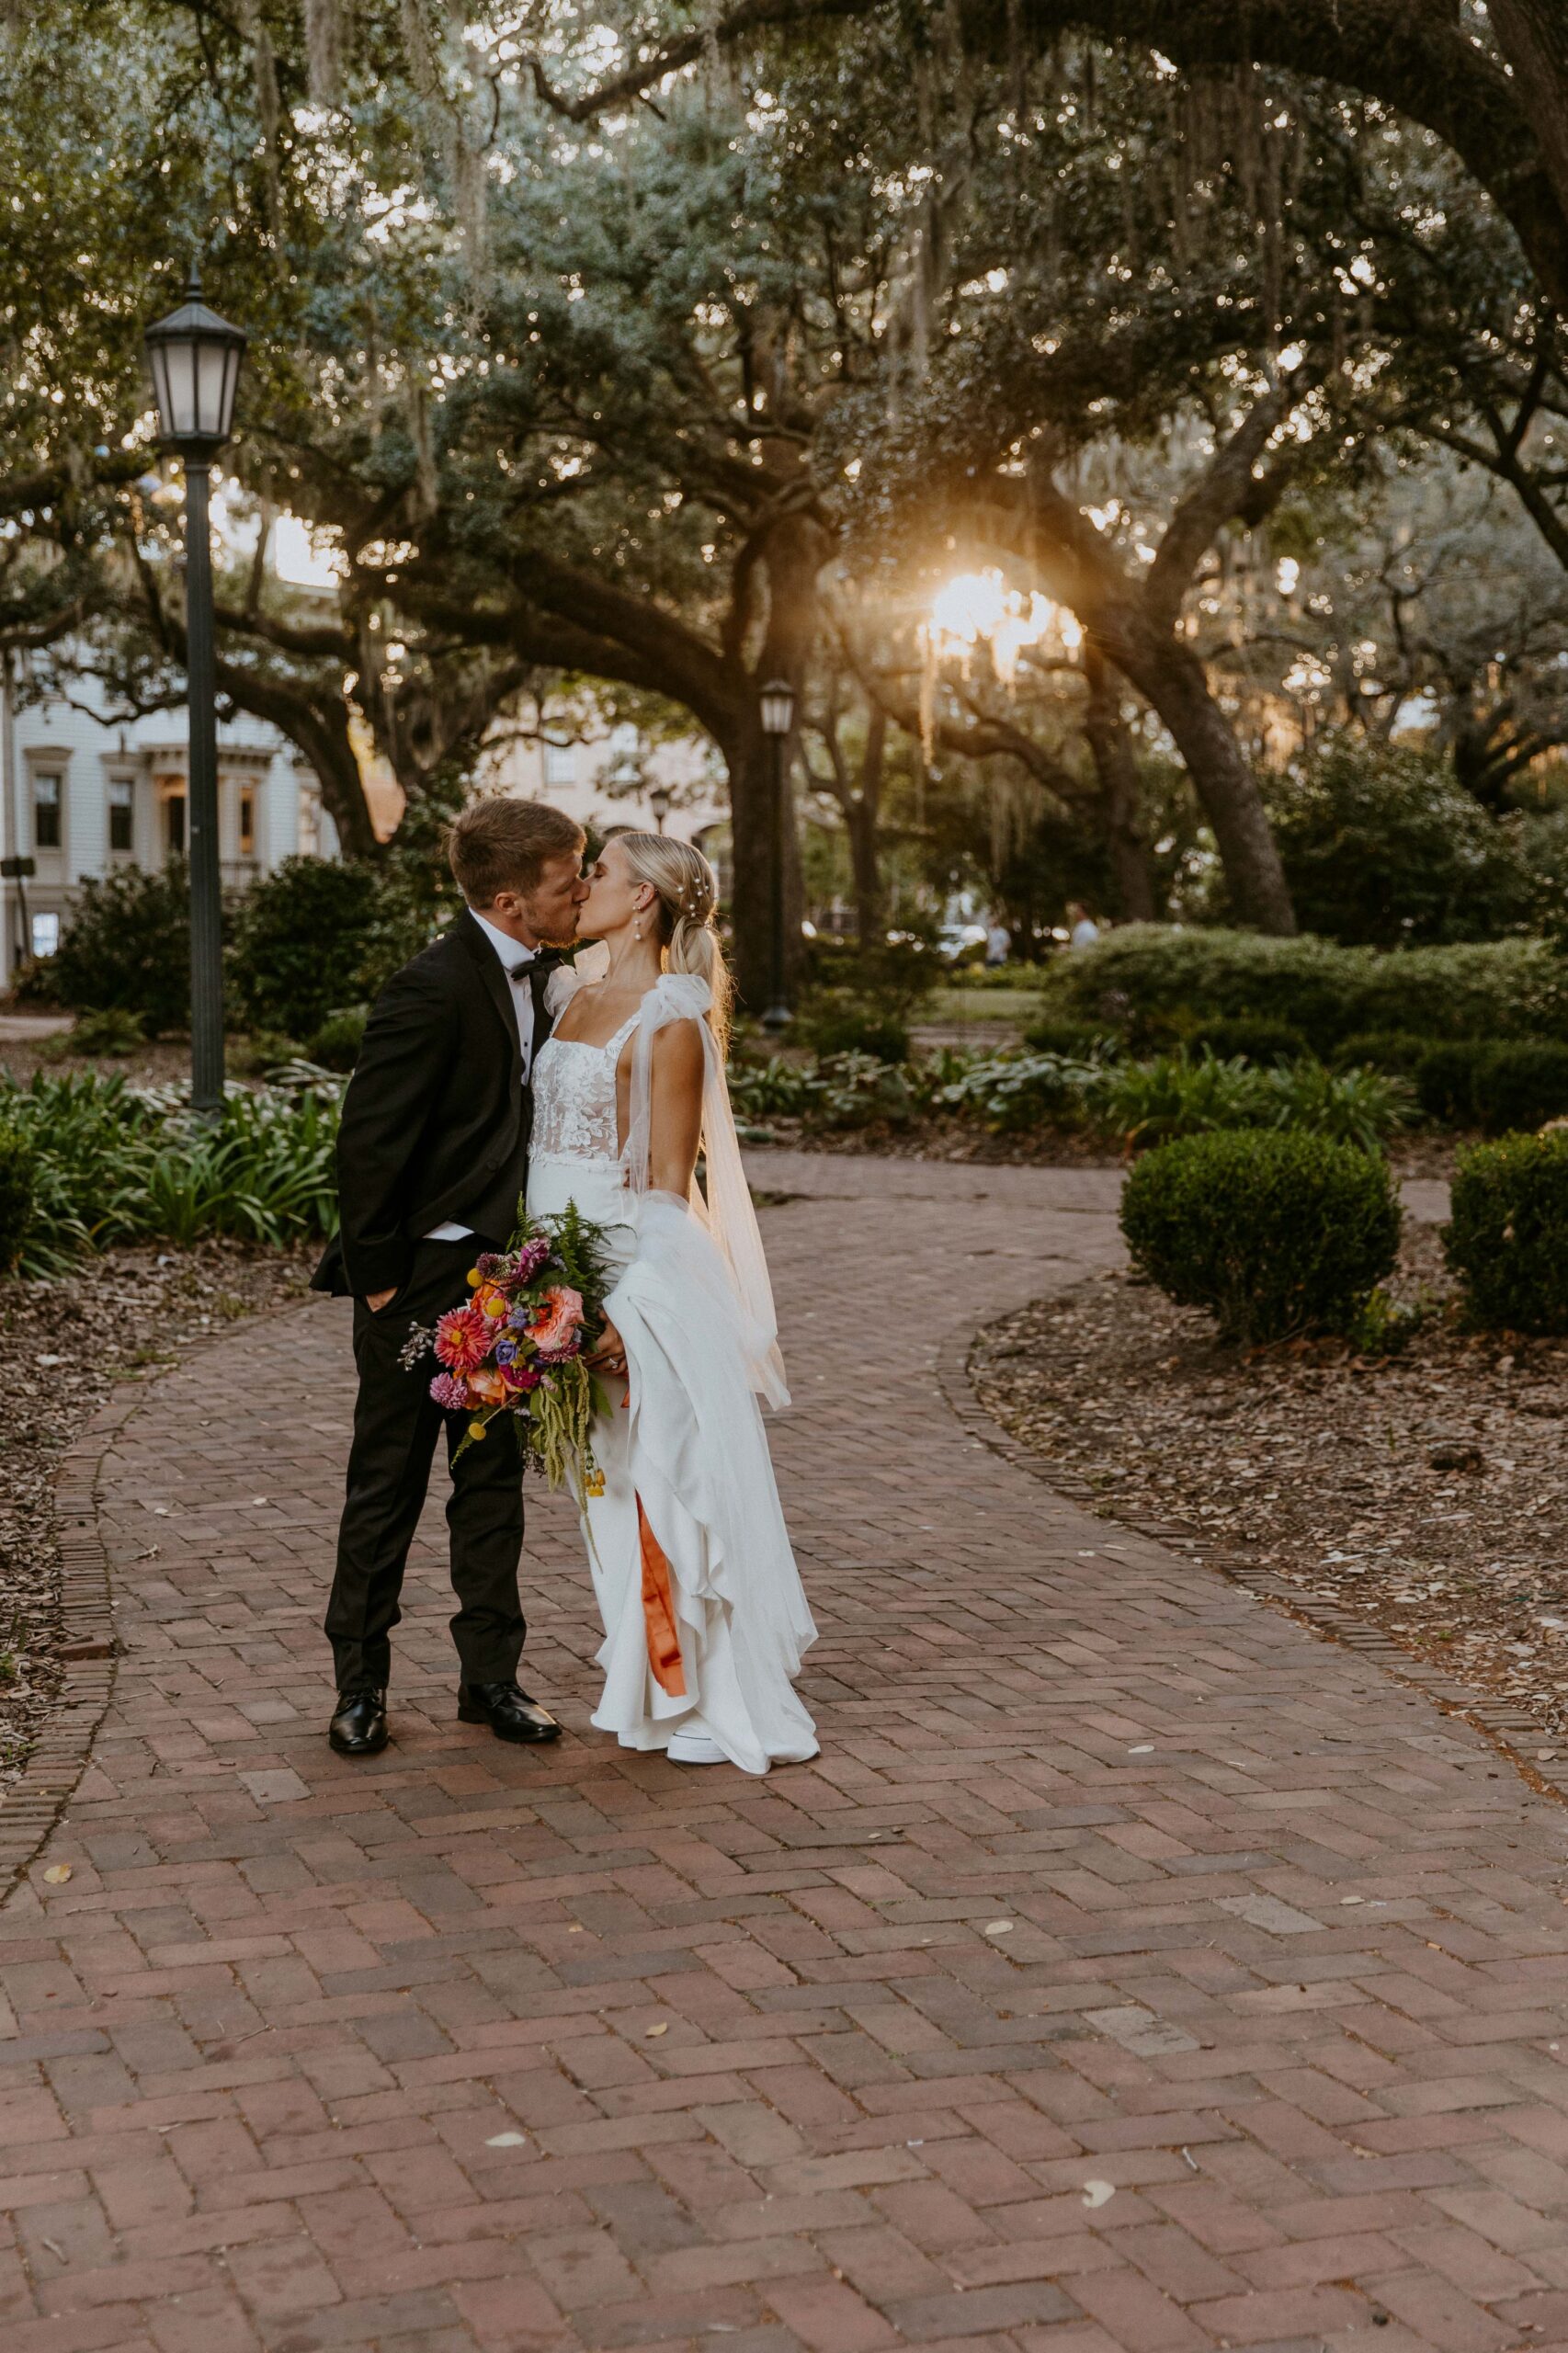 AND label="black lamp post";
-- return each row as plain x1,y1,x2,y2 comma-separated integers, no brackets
758,677,794,1032
143,265,247,1115
646,779,673,835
